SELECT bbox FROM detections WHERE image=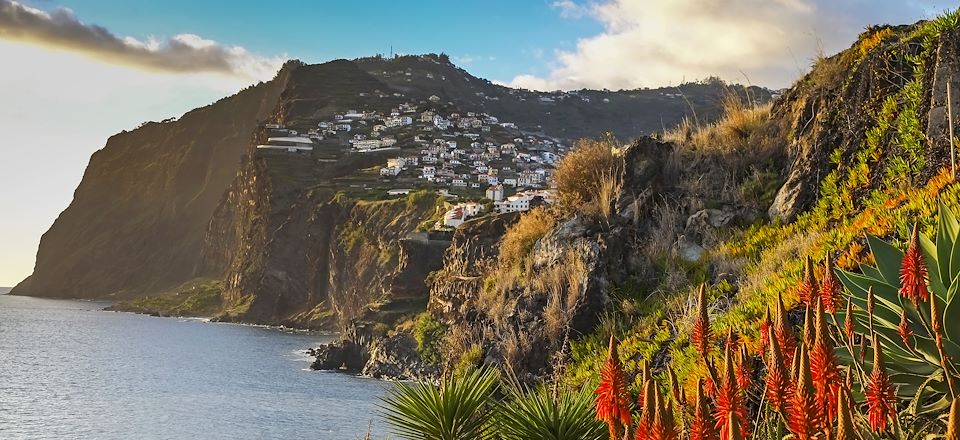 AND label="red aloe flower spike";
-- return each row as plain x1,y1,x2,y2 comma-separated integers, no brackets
725,410,744,440
820,254,842,313
835,386,857,440
787,348,823,440
725,328,740,354
947,398,960,440
595,335,632,439
843,297,854,343
704,360,720,399
929,293,957,397
811,299,841,426
765,325,792,415
691,380,718,440
797,256,818,304
760,308,772,354
650,387,678,440
692,284,712,359
865,339,897,433
802,304,814,348
775,293,798,367
714,346,749,440
668,367,683,405
899,223,930,306
635,378,656,440
898,310,913,347
736,345,753,391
